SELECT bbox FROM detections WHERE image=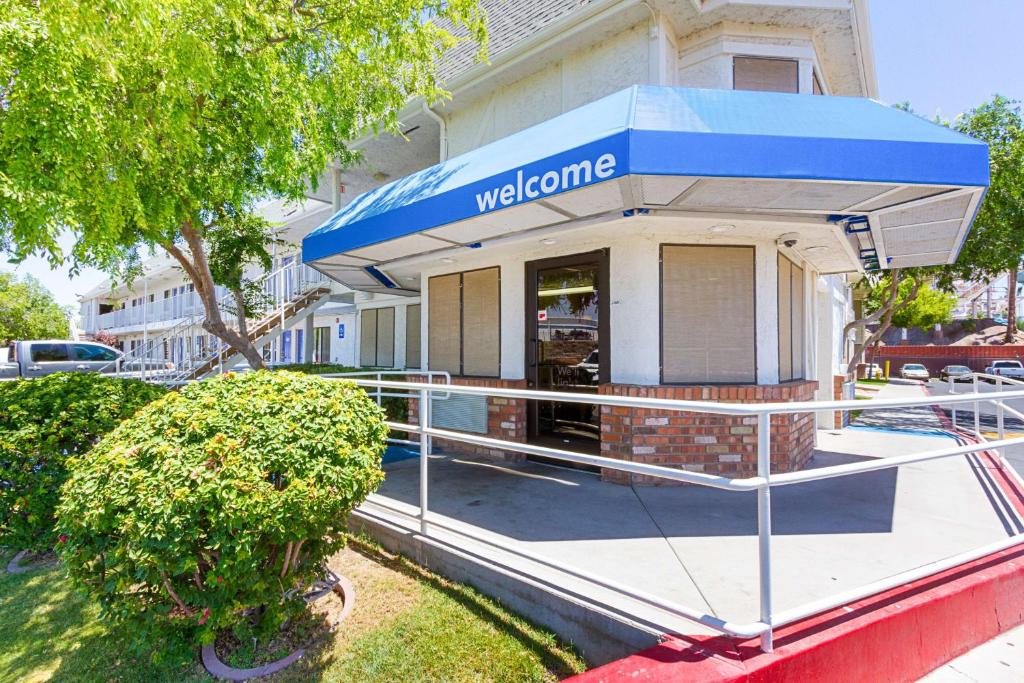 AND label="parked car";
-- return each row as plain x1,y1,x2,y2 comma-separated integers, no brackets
0,340,171,380
900,363,930,381
983,359,1024,382
939,365,973,382
862,363,884,380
